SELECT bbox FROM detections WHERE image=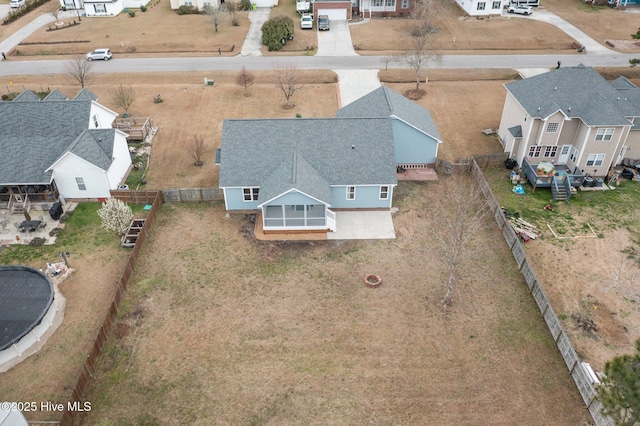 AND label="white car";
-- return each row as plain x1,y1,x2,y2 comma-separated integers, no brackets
300,14,313,29
507,4,533,14
10,0,25,8
86,48,112,61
